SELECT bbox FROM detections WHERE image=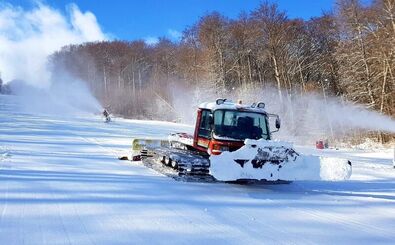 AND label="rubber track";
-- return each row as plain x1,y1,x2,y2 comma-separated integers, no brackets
142,147,216,182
